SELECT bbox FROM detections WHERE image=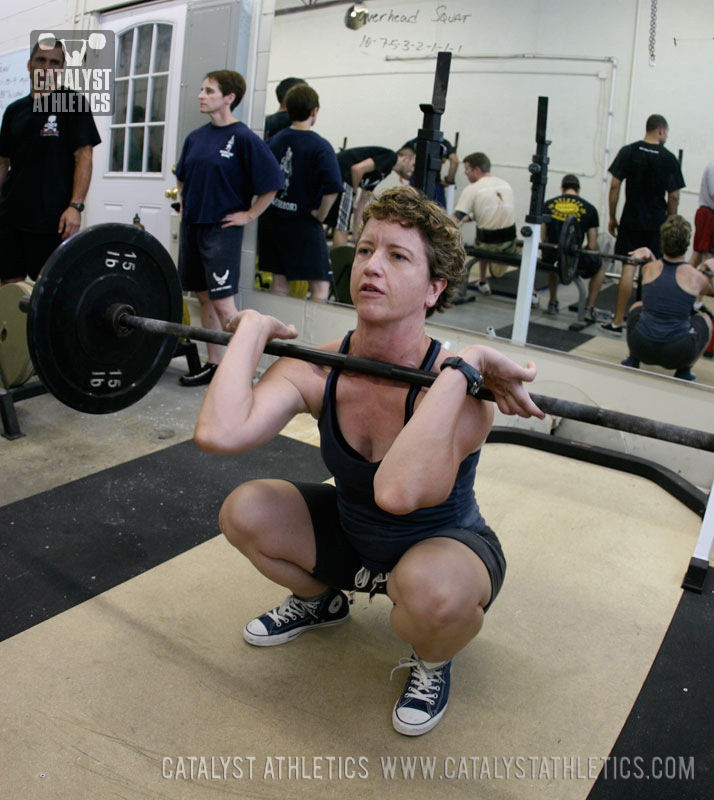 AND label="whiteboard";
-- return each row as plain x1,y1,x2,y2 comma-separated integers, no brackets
0,49,30,123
